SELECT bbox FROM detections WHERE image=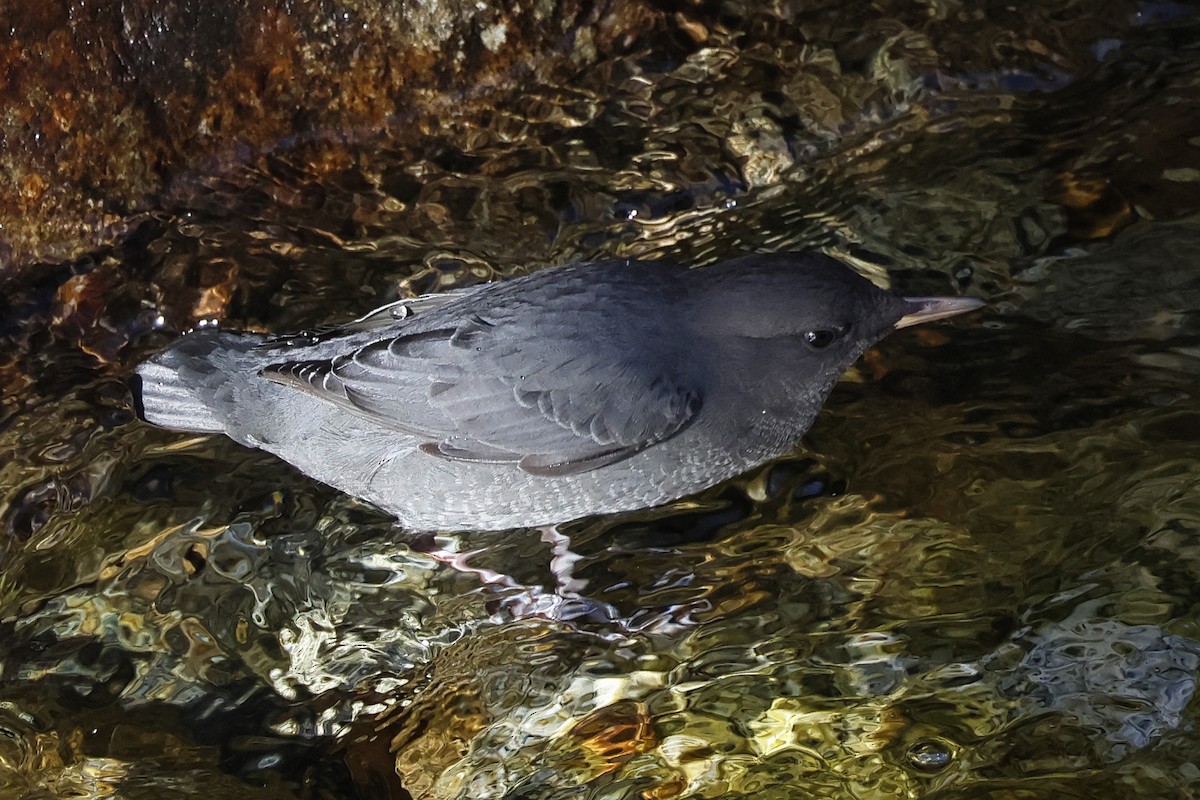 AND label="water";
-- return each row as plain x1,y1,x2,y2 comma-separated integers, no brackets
3,2,1200,798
